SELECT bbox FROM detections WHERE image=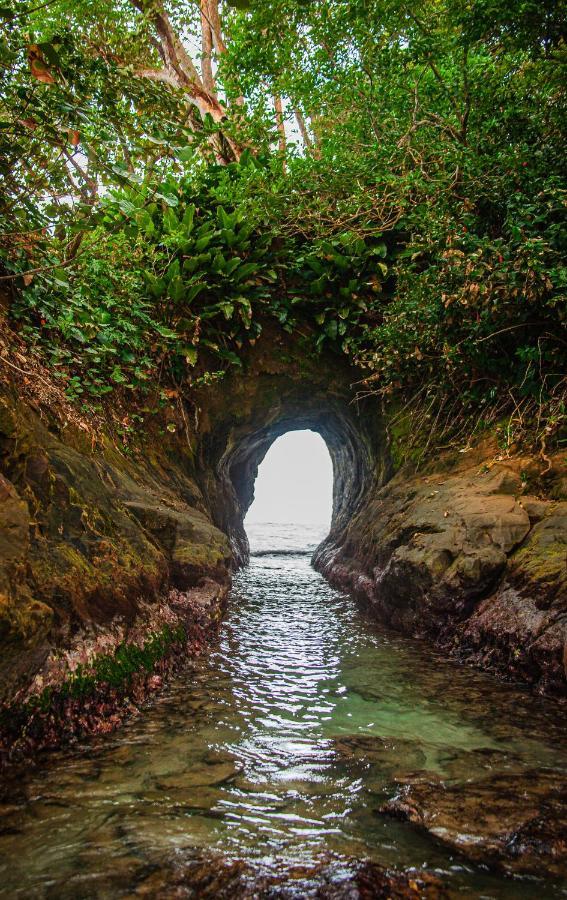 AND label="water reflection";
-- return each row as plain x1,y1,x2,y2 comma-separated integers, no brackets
0,524,565,897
